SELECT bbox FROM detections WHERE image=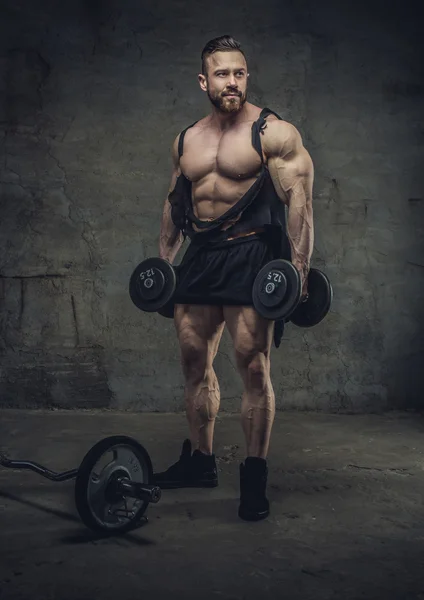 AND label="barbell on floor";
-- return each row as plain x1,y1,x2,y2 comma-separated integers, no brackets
129,256,333,327
0,436,161,535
